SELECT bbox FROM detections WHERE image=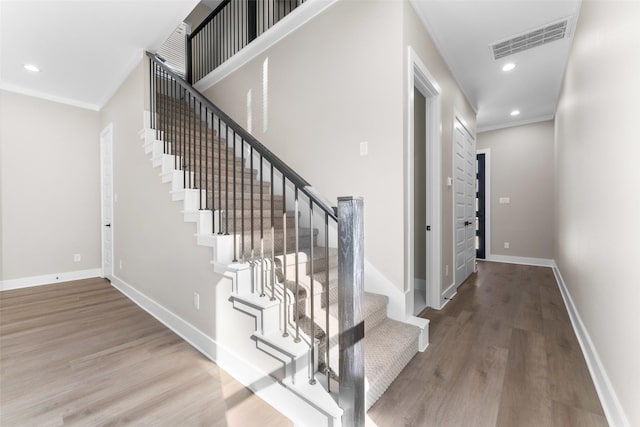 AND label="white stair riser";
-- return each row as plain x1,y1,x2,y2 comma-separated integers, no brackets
232,298,280,336
254,338,318,386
